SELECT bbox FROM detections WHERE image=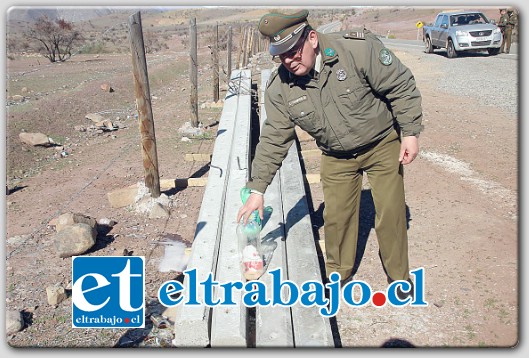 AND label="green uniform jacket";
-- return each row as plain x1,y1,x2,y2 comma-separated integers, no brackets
498,13,508,28
247,30,424,194
506,12,517,28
